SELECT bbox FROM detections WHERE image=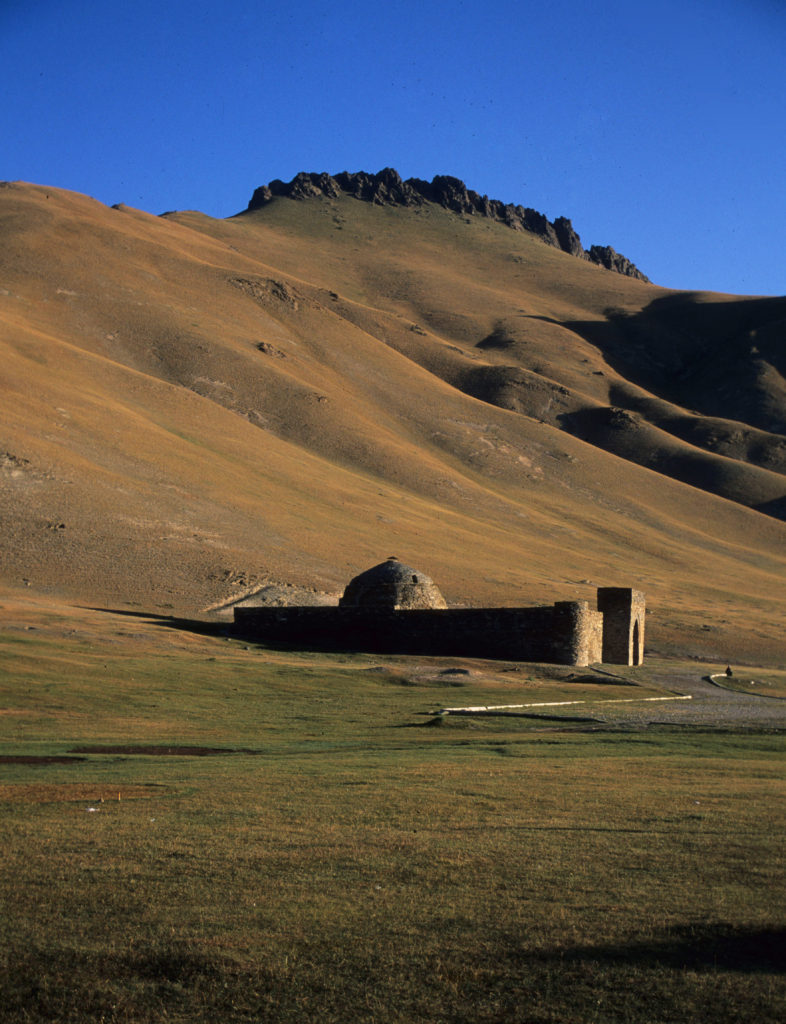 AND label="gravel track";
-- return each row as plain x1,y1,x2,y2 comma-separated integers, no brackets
583,669,786,730
440,667,786,730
